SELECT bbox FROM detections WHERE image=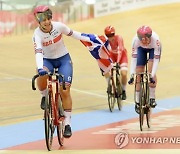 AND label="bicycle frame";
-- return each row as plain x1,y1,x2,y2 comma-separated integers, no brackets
32,70,66,150
107,63,122,111
48,73,65,126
